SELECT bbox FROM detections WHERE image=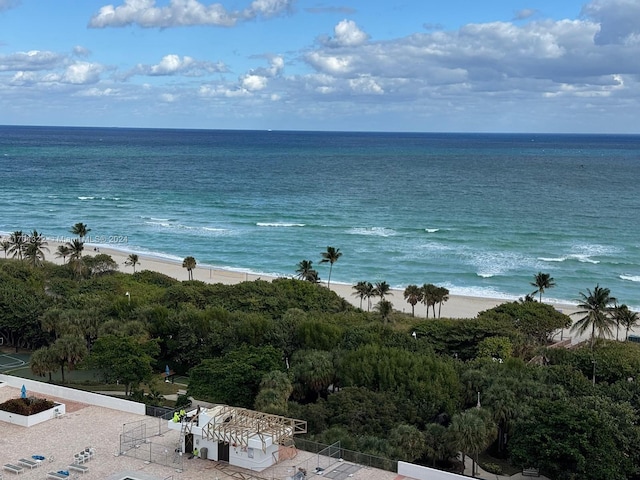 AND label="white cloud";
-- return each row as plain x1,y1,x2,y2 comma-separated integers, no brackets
0,50,65,71
73,46,92,58
241,74,268,91
582,0,640,45
513,9,537,20
62,62,104,84
321,19,369,47
129,54,227,77
89,0,295,28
